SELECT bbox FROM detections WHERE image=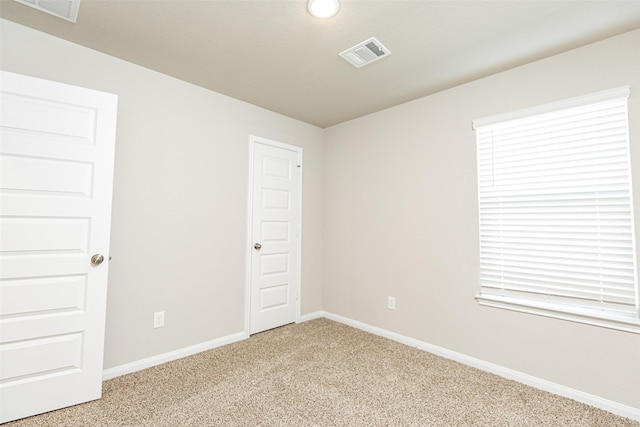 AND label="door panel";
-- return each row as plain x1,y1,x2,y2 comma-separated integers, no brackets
249,139,301,334
0,217,90,251
261,221,289,242
1,275,87,315
0,153,94,195
0,71,117,423
259,284,289,311
1,333,83,381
